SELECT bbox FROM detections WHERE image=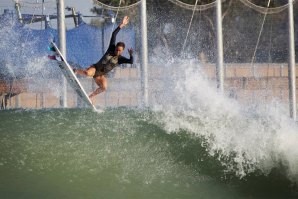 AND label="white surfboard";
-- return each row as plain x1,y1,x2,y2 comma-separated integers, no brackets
50,41,99,111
